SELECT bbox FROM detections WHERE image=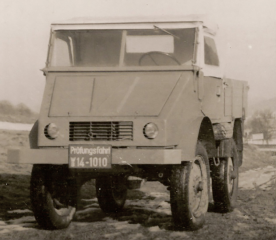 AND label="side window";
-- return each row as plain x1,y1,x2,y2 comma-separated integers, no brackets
51,33,71,67
204,36,219,66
